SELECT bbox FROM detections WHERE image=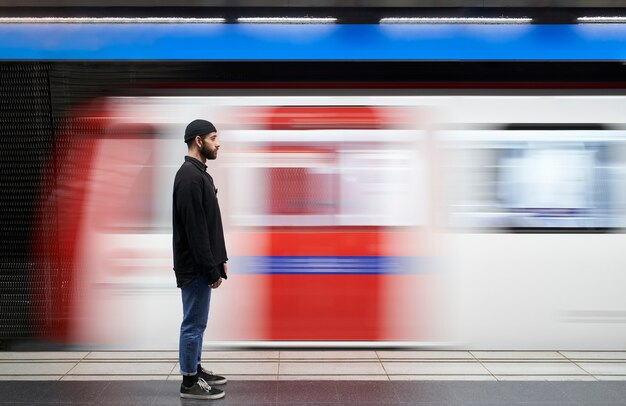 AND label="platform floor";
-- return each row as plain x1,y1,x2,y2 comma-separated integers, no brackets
2,351,626,405
1,350,626,381
3,379,626,405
